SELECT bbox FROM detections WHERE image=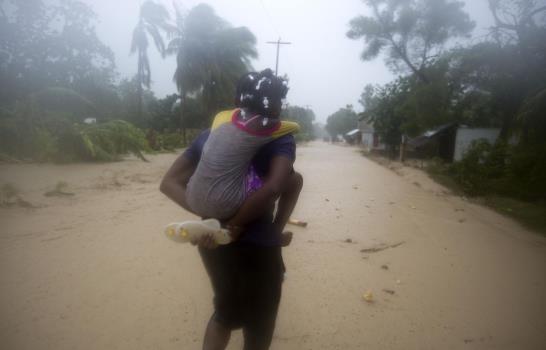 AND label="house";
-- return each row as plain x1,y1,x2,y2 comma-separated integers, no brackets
407,123,501,162
358,117,385,151
407,123,458,161
453,127,501,161
344,129,361,145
